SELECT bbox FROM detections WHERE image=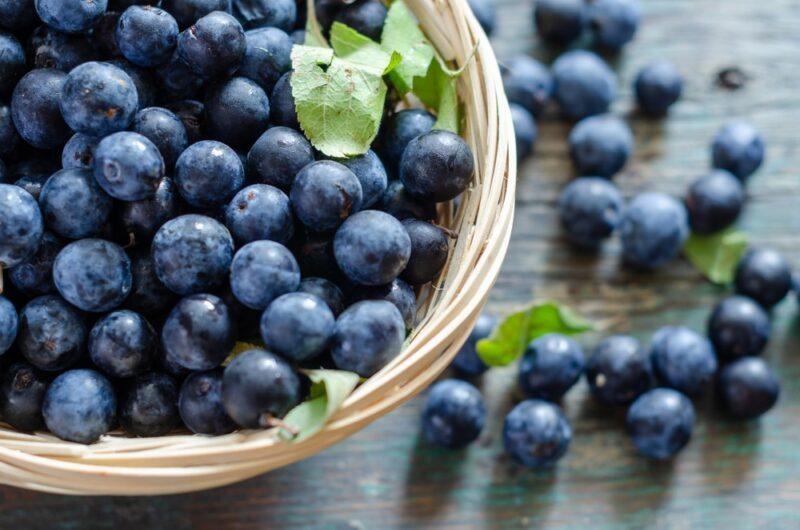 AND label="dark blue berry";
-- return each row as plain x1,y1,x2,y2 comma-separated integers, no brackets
401,219,449,286
119,372,179,436
334,210,411,286
221,348,301,427
378,180,437,221
503,399,571,468
0,31,25,94
711,121,765,181
62,133,98,170
90,10,122,57
519,333,584,401
225,184,293,245
587,0,641,50
53,238,132,312
40,168,113,239
131,107,188,170
94,131,165,201
0,0,38,32
9,231,64,296
291,160,363,232
619,192,689,269
0,104,19,156
586,335,651,405
179,368,236,434
116,5,179,67
634,60,683,116
247,126,314,191
238,27,292,92
334,0,387,41
0,362,49,431
533,0,586,45
11,68,71,149
155,50,205,99
0,295,17,355
233,0,296,31
175,140,245,208
650,326,717,397
126,248,177,317
230,240,300,310
261,292,334,362
162,293,234,370
558,176,623,248
12,166,53,200
718,357,779,420
626,388,694,460
107,58,158,109
735,248,792,308
350,278,416,329
451,313,496,376
205,76,270,149
35,0,108,34
164,98,206,143
270,72,299,129
297,277,345,316
43,369,117,444
0,184,44,268
331,300,405,377
120,177,180,242
400,130,474,203
684,170,744,234
162,0,232,29
502,56,553,117
378,108,435,175
339,149,388,210
30,25,97,71
707,295,770,360
177,11,245,79
422,379,485,448
552,50,617,120
467,0,496,36
568,114,633,178
18,295,86,371
89,310,156,378
510,103,537,161
152,214,234,295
